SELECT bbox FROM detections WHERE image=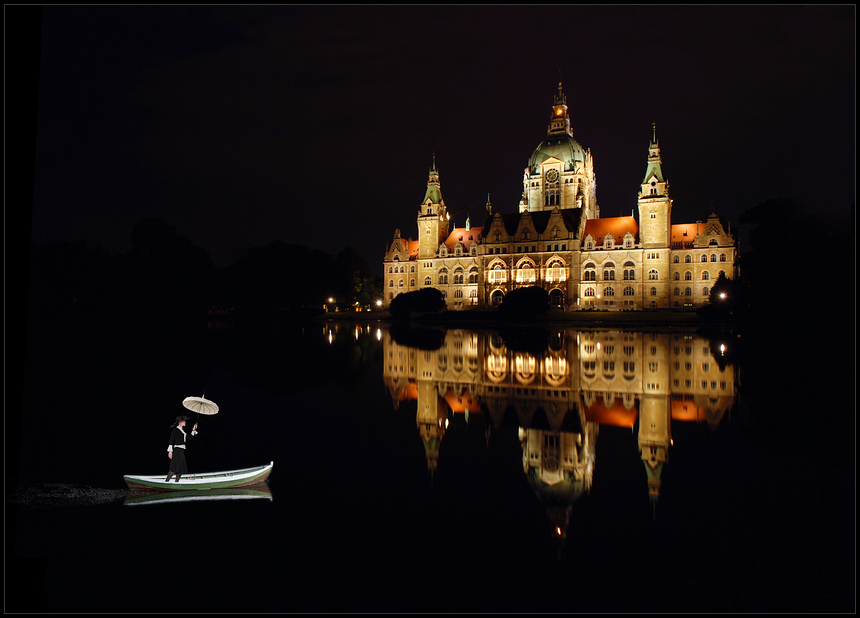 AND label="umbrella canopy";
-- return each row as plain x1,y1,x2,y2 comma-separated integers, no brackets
182,396,219,416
